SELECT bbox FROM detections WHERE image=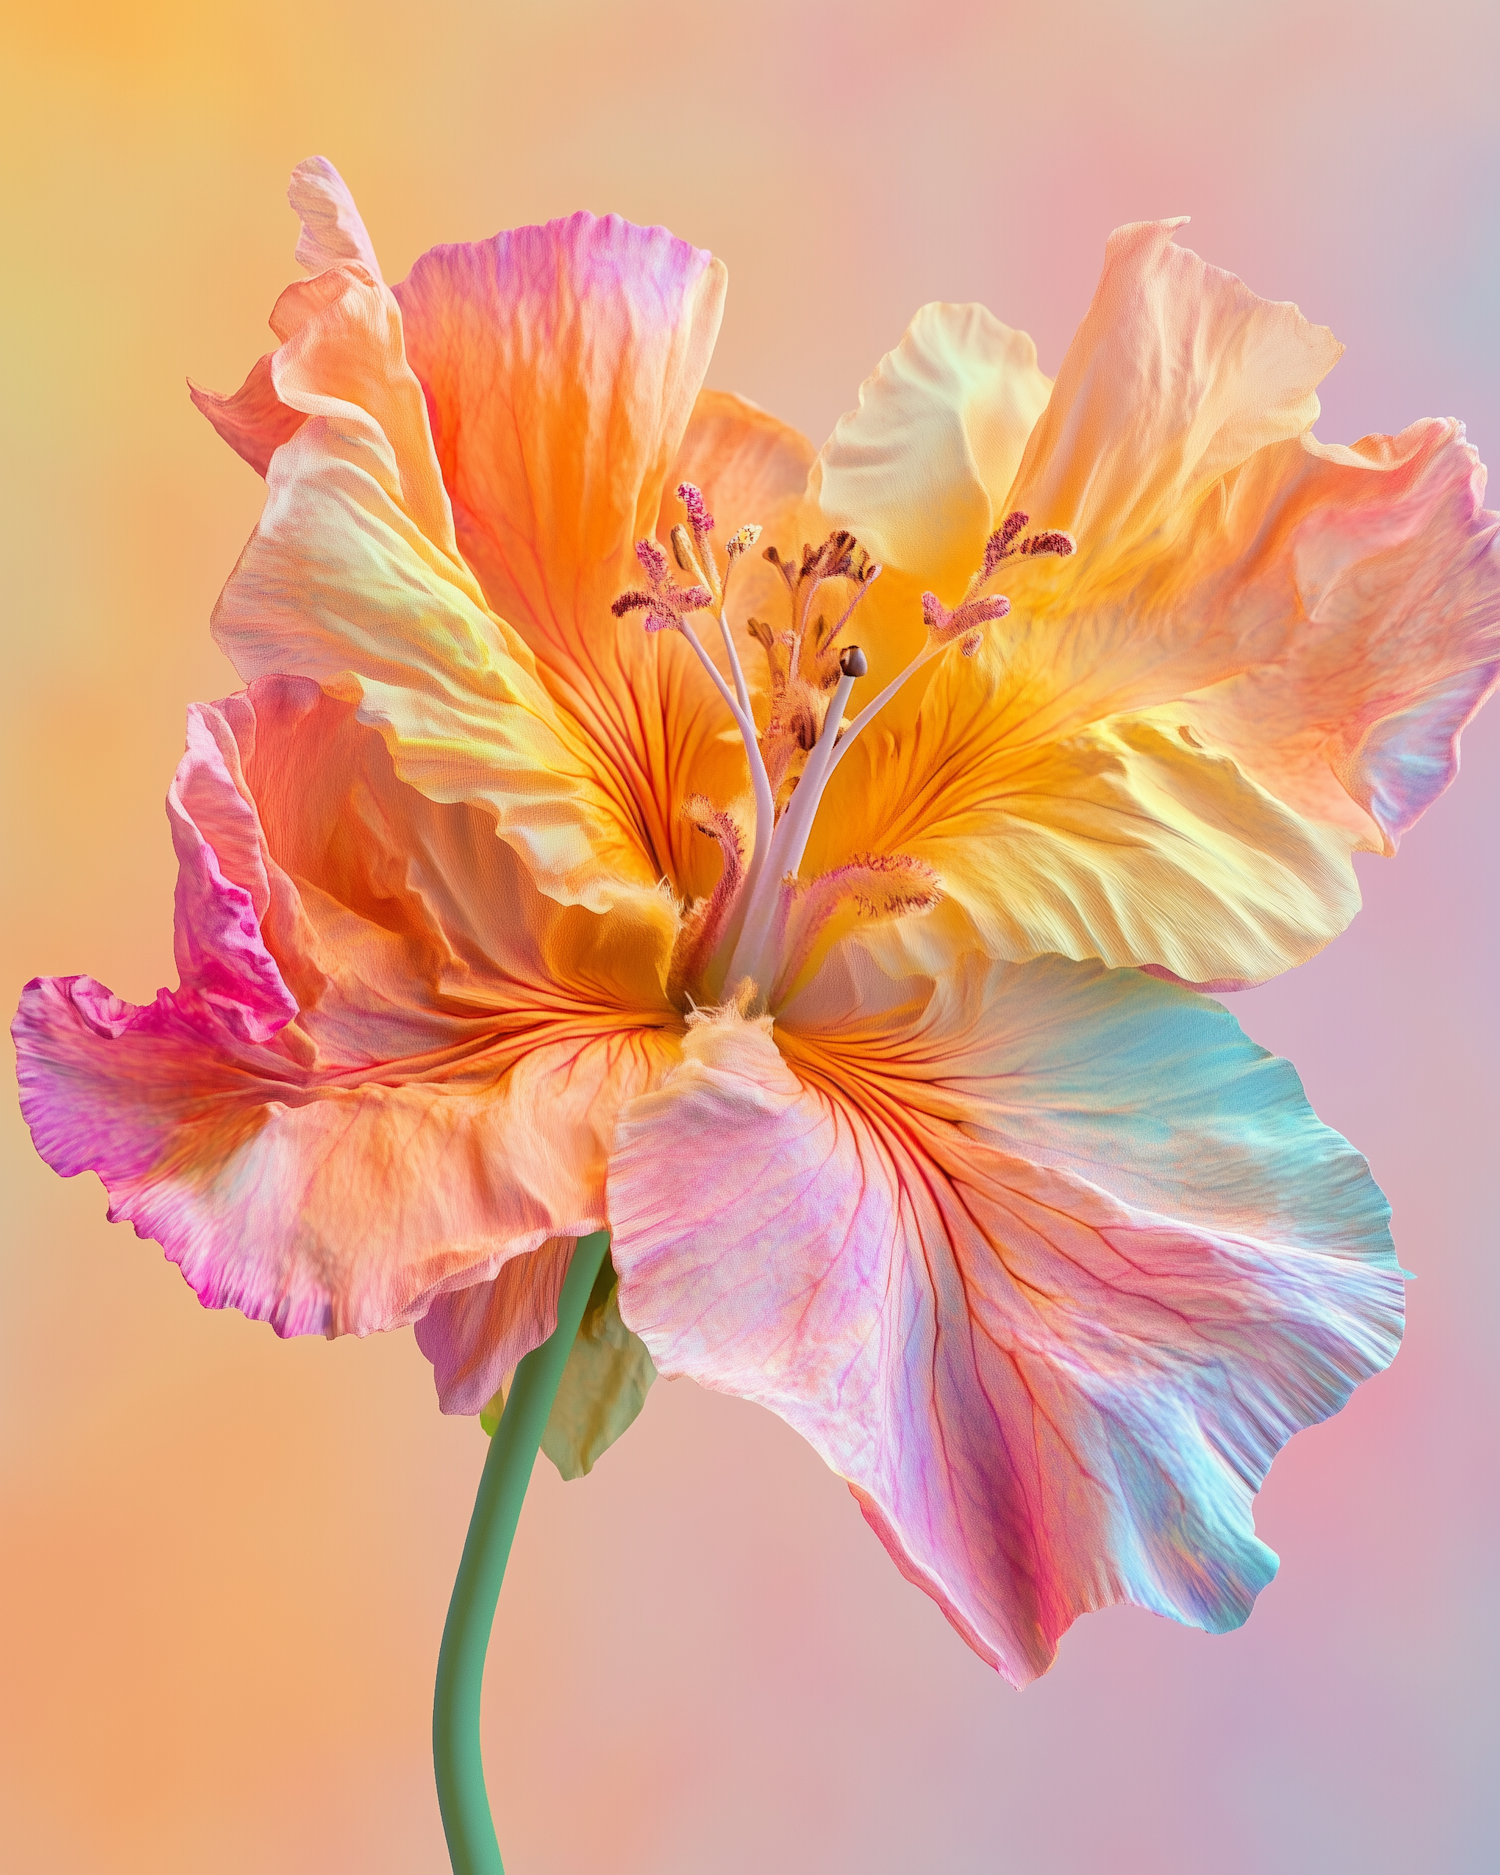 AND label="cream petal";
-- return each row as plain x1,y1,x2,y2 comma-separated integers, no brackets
805,706,1362,986
812,301,1053,599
